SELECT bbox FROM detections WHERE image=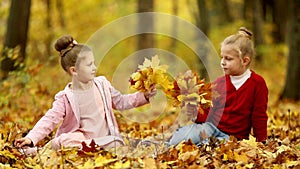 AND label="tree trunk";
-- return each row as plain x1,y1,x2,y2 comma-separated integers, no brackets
280,0,300,100
137,0,154,63
56,0,65,28
243,0,253,20
1,0,31,79
45,0,53,60
261,0,270,21
220,0,233,23
214,0,233,25
170,0,178,51
196,0,209,79
269,0,288,43
197,0,209,35
273,0,286,43
252,0,264,61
